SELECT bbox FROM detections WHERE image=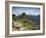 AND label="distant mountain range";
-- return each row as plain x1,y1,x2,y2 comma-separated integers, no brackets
16,15,40,22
